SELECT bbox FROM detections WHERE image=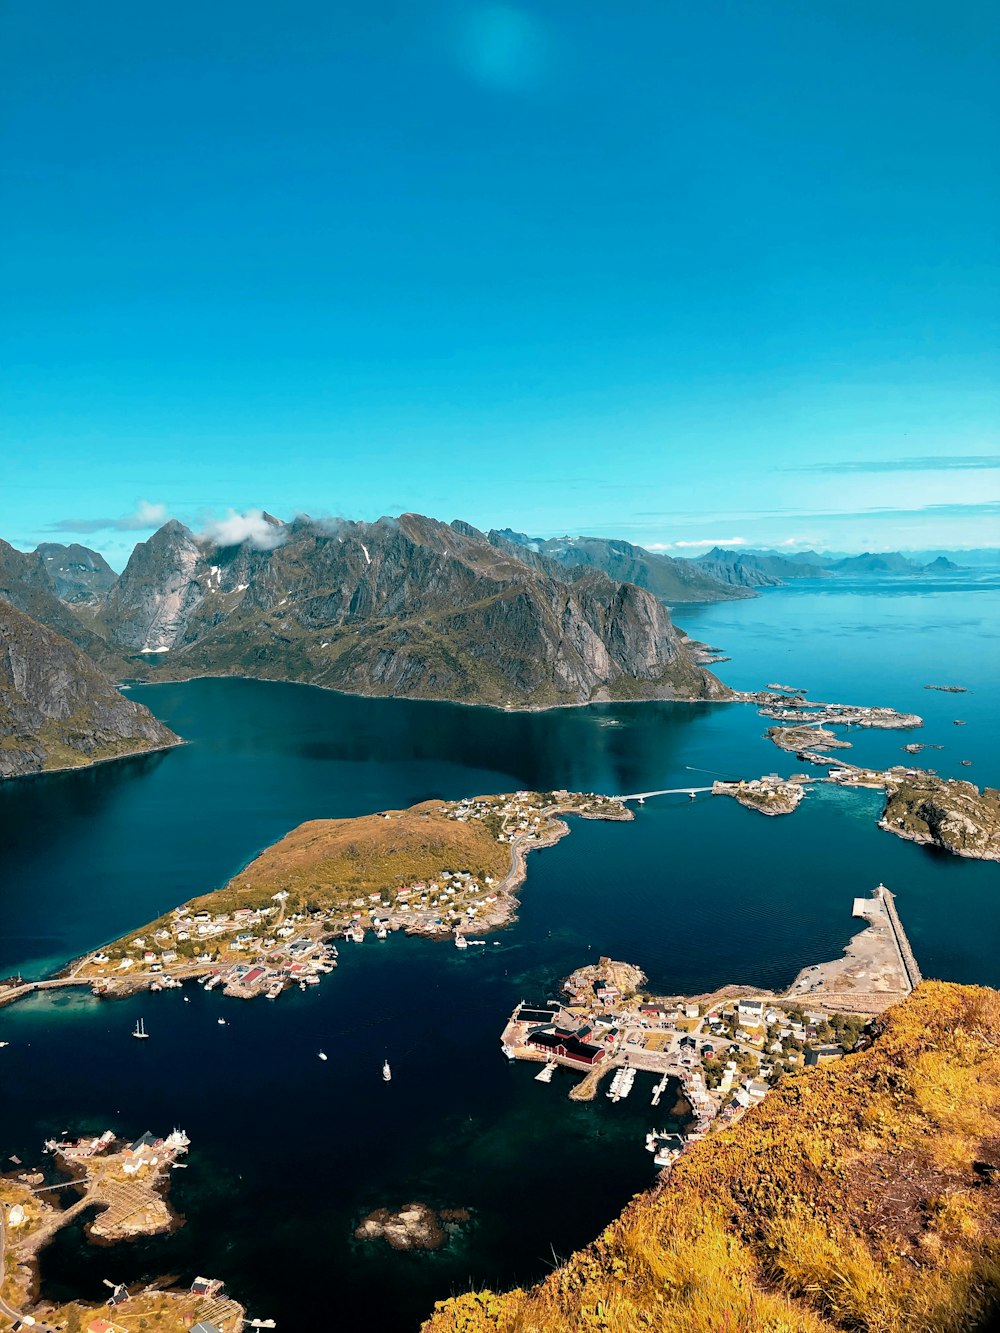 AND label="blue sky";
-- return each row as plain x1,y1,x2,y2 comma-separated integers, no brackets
2,0,998,566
